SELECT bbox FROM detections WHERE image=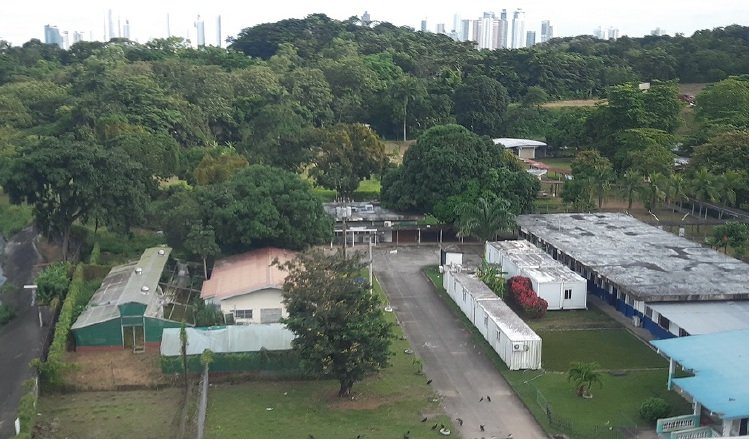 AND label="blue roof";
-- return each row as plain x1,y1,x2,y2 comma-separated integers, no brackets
651,329,748,419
